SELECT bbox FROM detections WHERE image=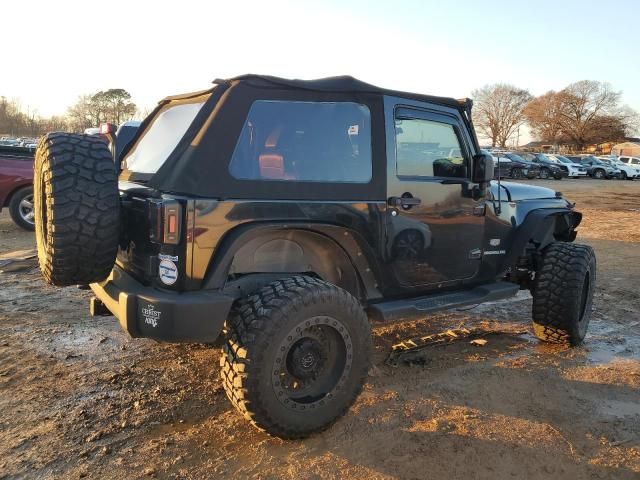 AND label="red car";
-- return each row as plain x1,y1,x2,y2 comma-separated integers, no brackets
0,146,35,230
